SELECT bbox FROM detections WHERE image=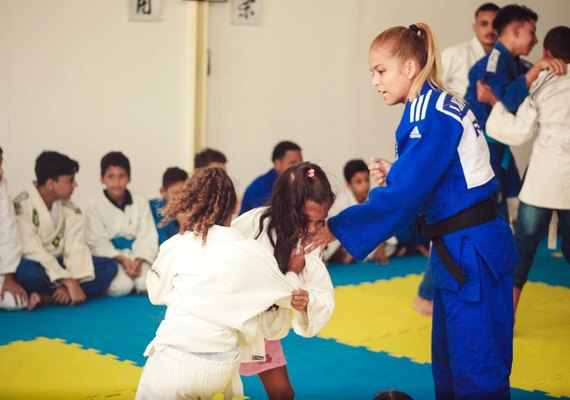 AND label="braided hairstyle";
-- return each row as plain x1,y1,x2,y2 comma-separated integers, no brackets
257,162,335,273
161,167,237,244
